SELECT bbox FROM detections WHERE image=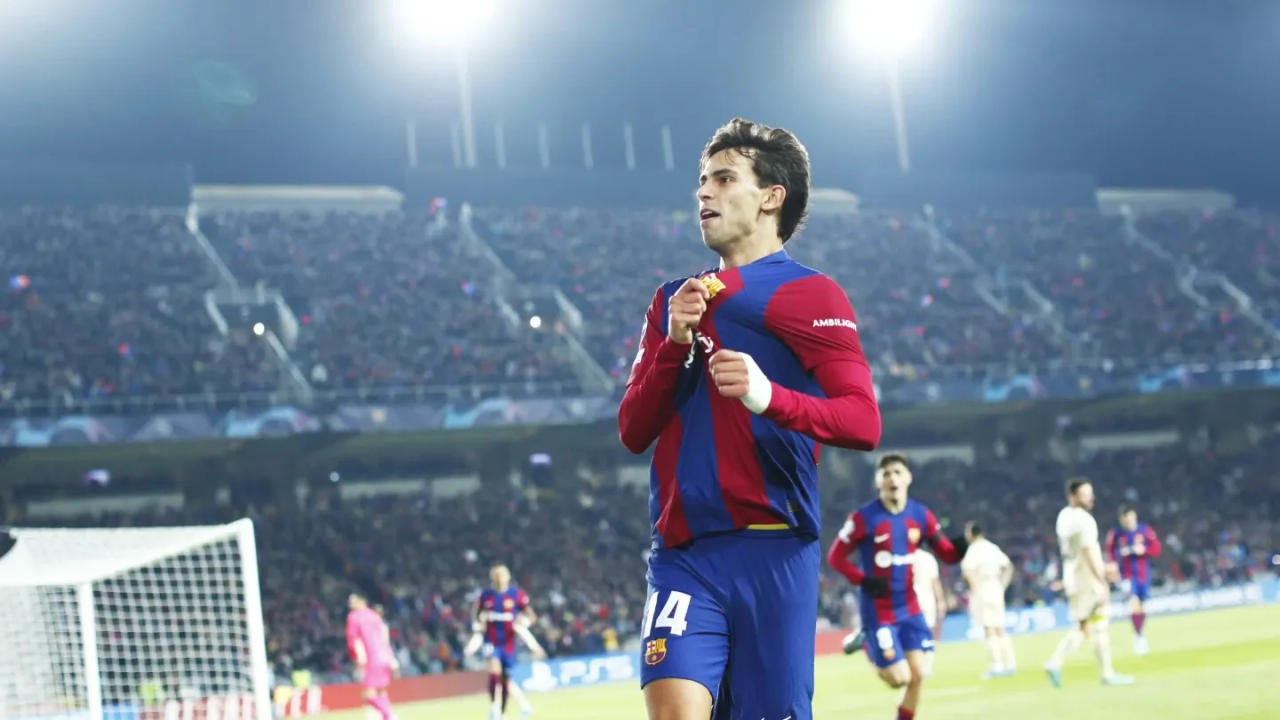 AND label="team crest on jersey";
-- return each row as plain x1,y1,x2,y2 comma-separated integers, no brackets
644,638,668,666
908,527,921,545
699,273,726,298
504,598,515,610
